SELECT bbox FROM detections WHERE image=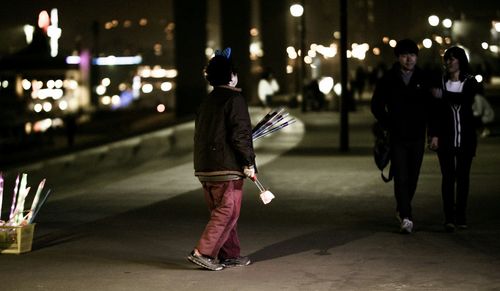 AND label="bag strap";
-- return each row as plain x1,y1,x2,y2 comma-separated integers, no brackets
381,163,393,183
